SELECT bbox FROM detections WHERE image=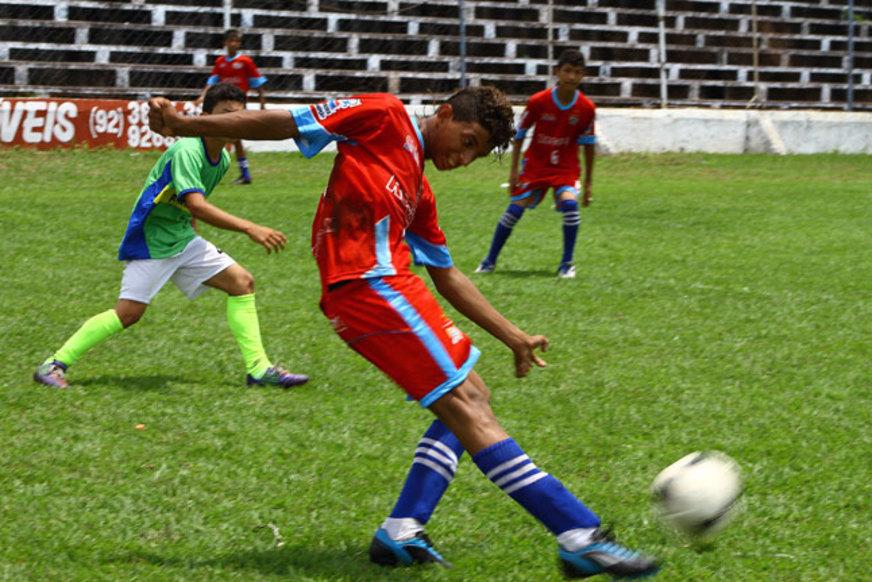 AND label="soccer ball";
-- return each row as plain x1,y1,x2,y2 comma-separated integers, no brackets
651,451,742,539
